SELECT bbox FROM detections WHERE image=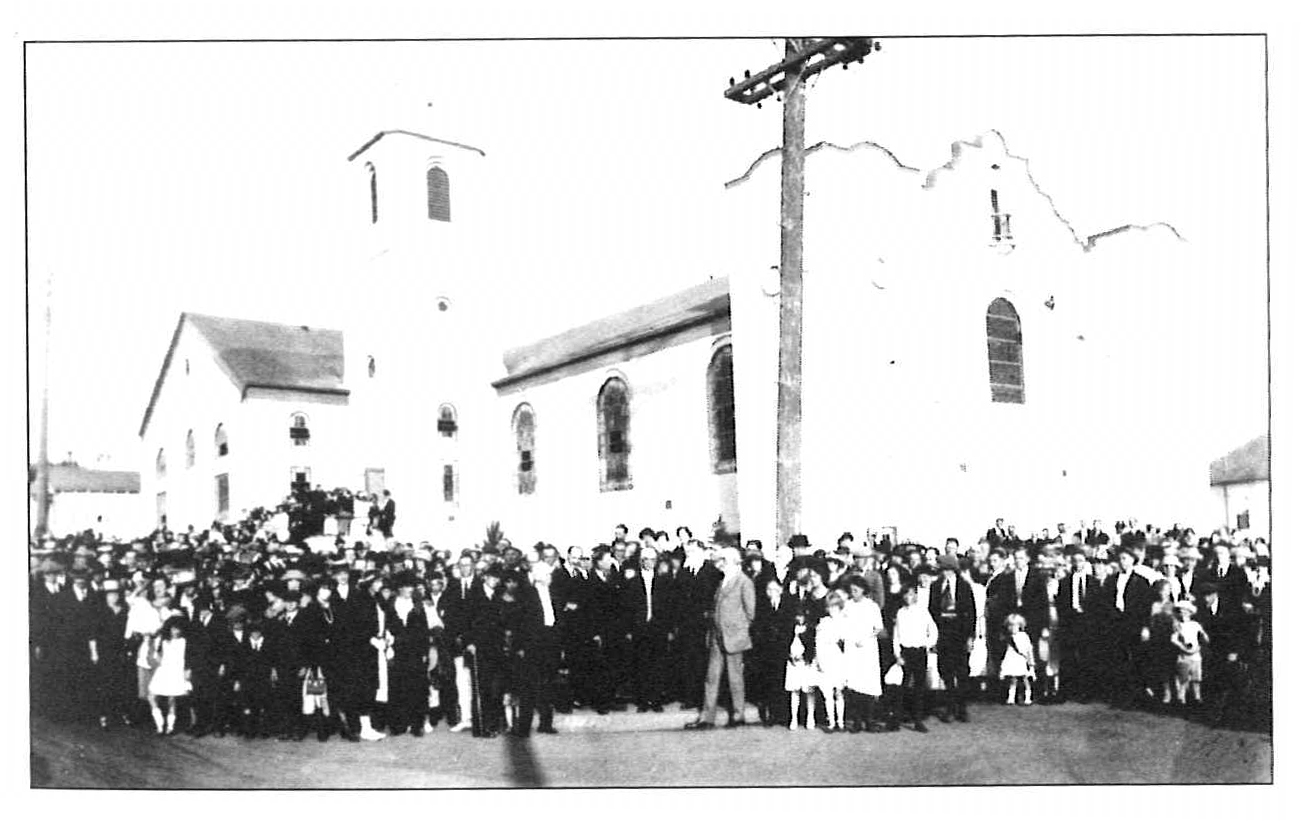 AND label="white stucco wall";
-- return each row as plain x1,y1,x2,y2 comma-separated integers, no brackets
723,132,1222,548
493,328,738,549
